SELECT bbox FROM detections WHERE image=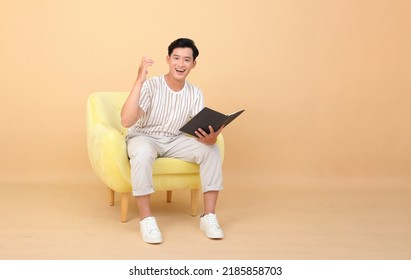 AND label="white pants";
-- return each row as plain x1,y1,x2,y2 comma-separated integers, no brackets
126,133,223,196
